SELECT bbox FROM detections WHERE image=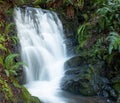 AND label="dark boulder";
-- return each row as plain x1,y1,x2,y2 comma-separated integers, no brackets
61,56,116,99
